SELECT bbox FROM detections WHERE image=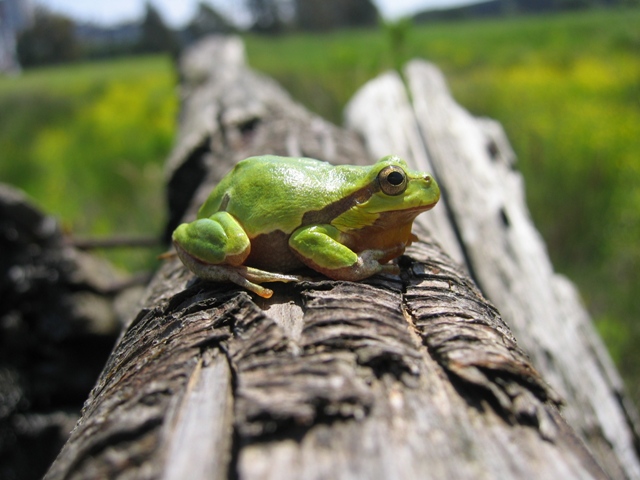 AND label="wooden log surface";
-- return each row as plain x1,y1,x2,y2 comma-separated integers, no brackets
345,63,640,479
45,36,639,480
